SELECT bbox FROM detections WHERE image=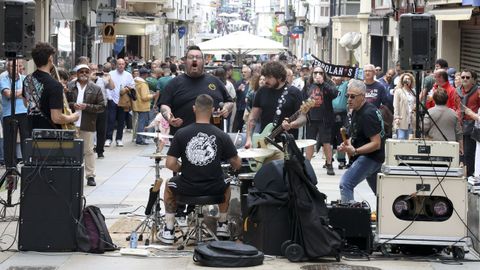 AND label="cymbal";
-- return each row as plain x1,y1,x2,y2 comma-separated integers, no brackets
137,132,173,139
266,139,317,150
141,152,167,159
237,148,274,159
